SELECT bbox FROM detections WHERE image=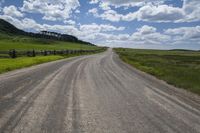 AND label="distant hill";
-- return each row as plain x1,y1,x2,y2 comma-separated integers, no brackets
0,19,26,35
170,49,198,52
0,19,94,46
